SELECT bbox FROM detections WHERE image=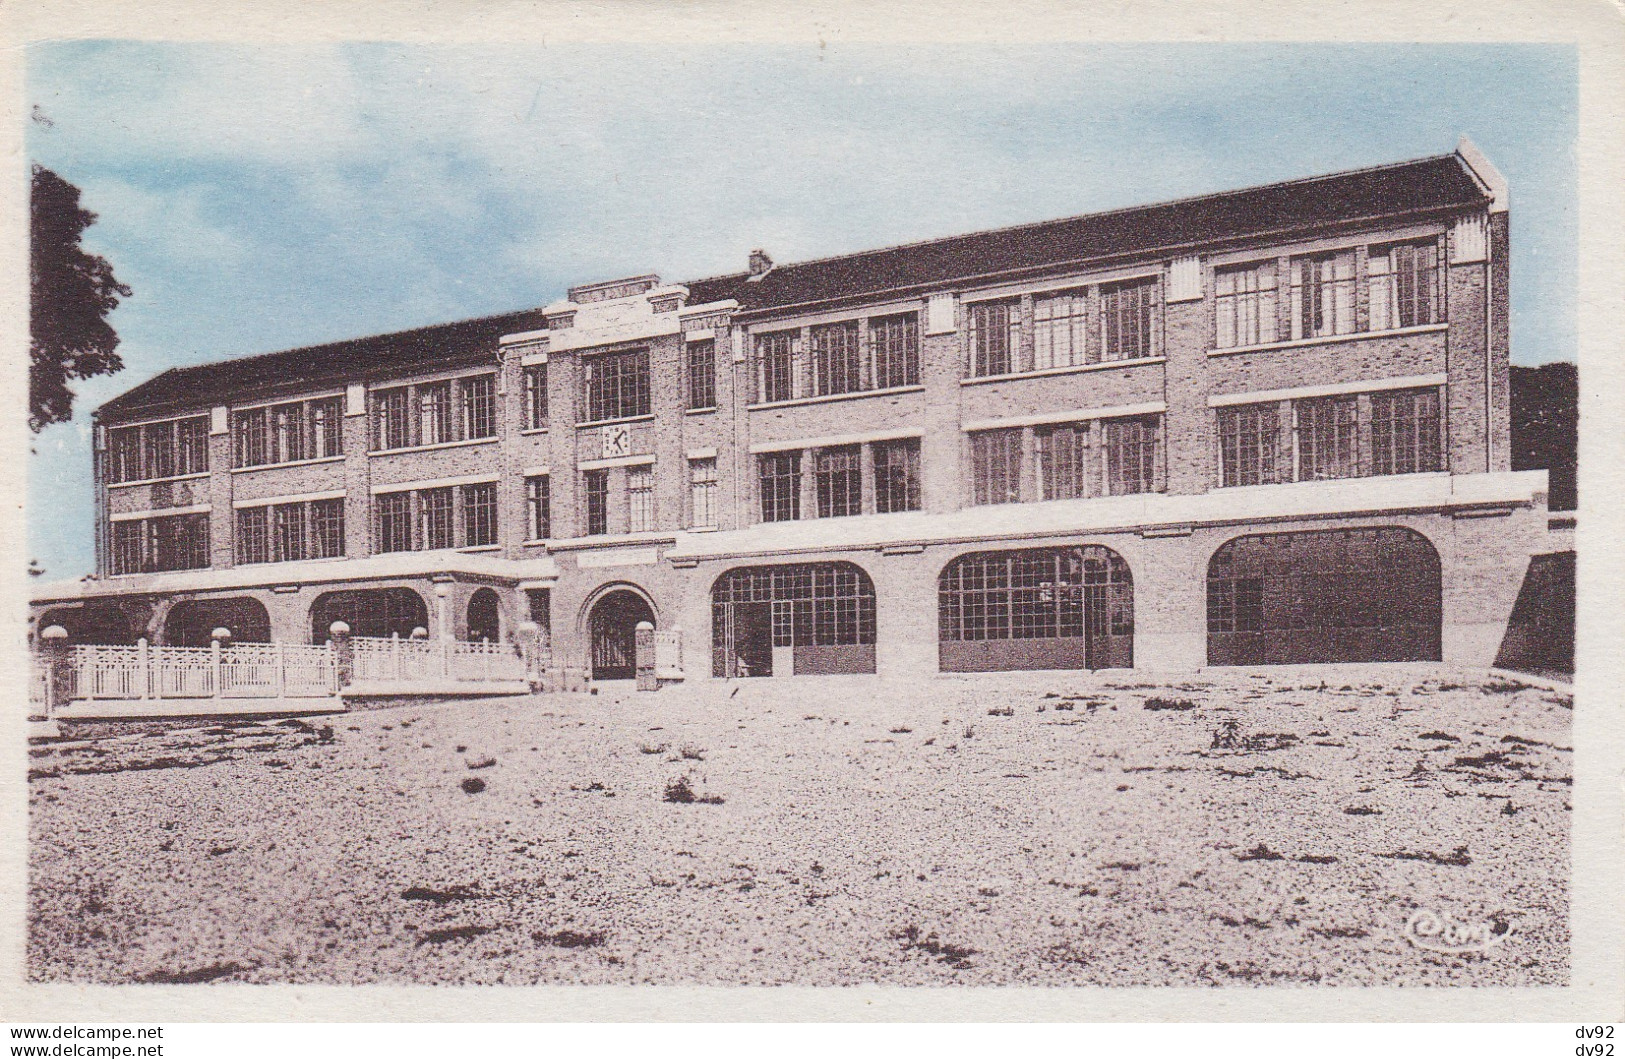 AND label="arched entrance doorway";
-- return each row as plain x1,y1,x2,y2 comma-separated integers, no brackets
938,545,1134,672
1206,527,1441,665
466,588,502,643
587,589,655,680
711,562,878,677
164,597,273,646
